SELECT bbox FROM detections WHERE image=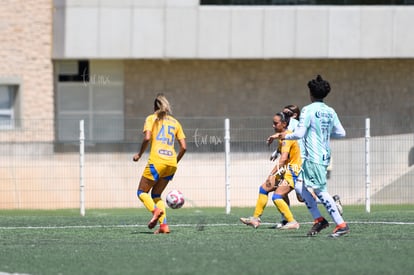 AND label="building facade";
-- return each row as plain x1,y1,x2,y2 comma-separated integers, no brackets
1,0,413,145
0,0,53,142
1,0,413,209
